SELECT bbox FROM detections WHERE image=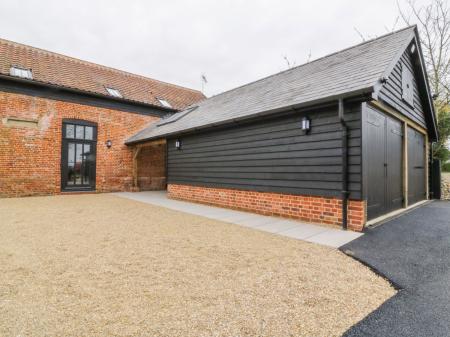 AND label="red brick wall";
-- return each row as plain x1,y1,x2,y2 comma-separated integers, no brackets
137,143,167,190
168,184,366,231
0,91,159,197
